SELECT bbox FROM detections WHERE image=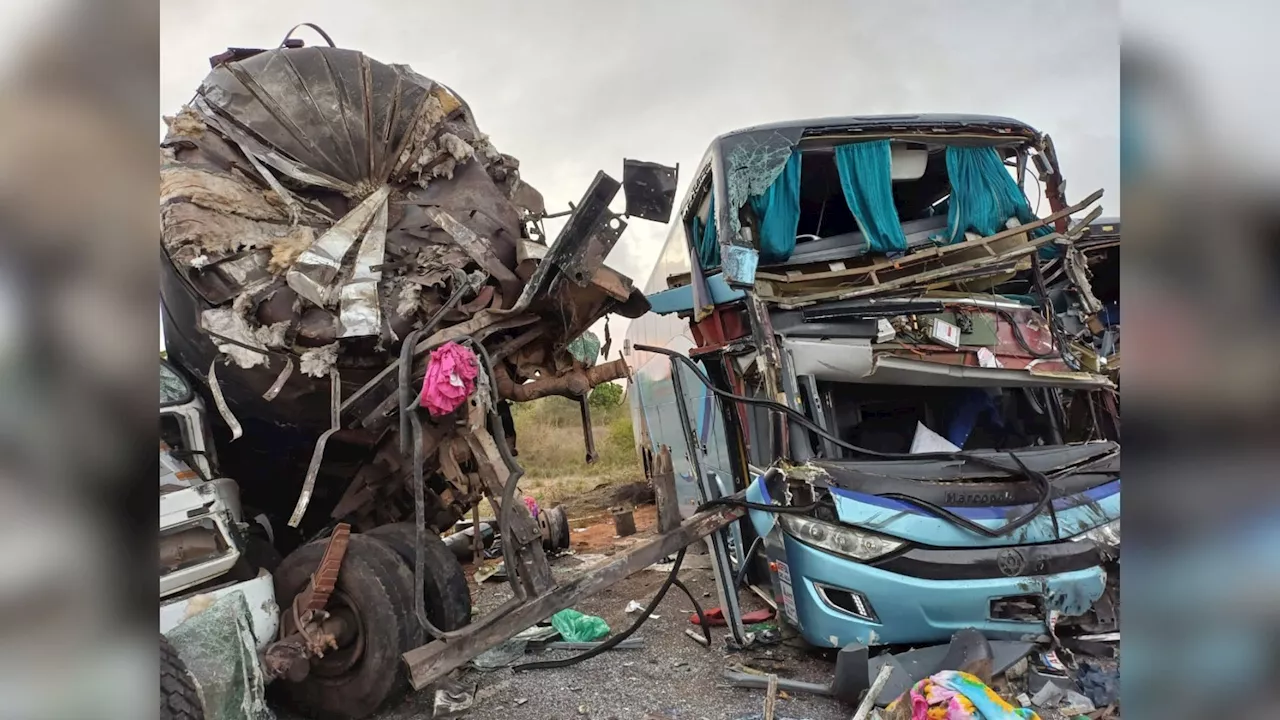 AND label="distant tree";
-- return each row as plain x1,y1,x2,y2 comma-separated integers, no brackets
588,381,623,408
